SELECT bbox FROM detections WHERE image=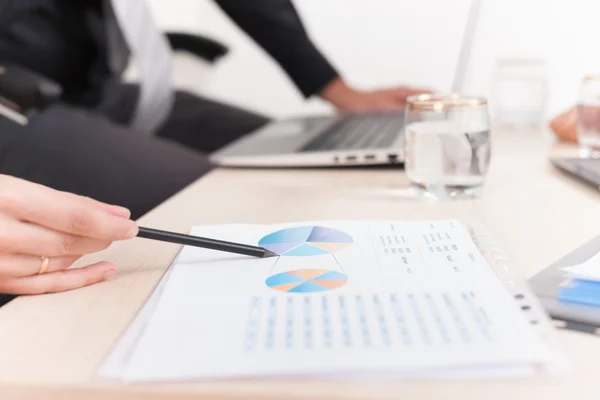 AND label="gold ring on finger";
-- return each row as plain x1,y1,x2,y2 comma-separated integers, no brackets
38,257,50,275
